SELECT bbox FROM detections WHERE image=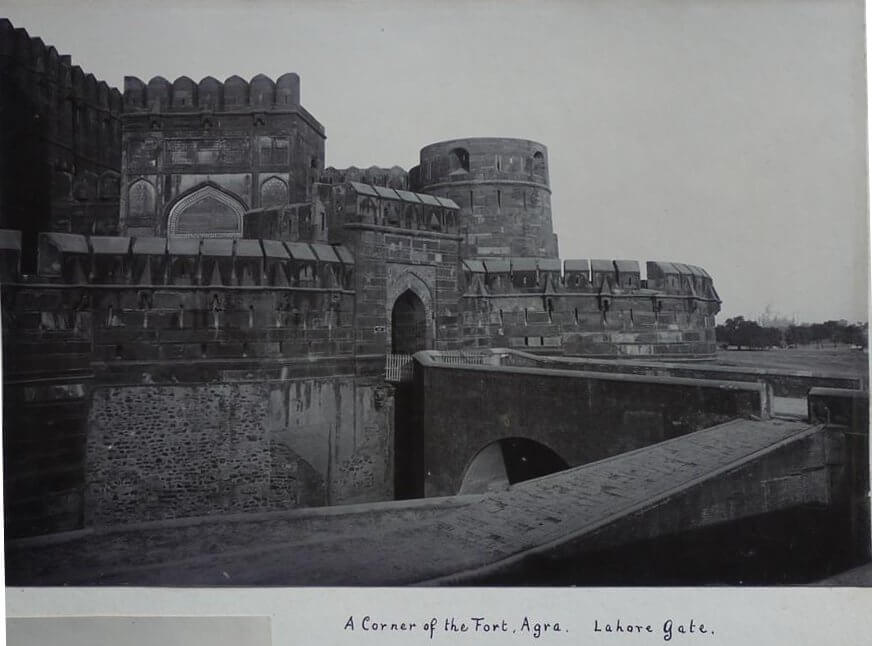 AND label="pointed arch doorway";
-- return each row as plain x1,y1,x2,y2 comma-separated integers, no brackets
391,289,428,354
